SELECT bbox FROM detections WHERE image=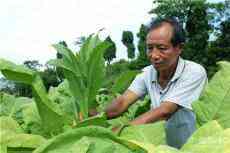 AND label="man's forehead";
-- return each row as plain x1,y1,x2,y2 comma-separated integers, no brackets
148,23,173,38
146,23,173,44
